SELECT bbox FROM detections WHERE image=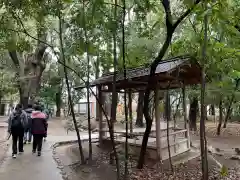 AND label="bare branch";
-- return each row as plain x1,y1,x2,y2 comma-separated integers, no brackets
6,9,115,130
173,0,201,30
9,11,54,49
6,23,86,85
103,2,123,9
189,18,197,33
6,28,54,49
138,0,202,169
